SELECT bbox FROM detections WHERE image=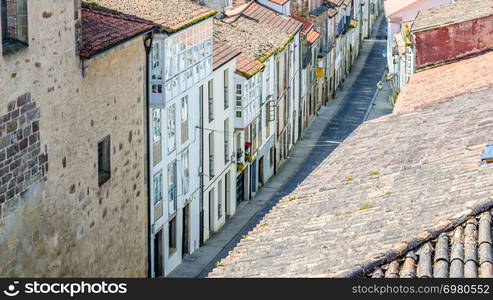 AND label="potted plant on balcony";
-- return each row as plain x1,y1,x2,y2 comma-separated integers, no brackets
237,162,245,173
245,154,253,163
